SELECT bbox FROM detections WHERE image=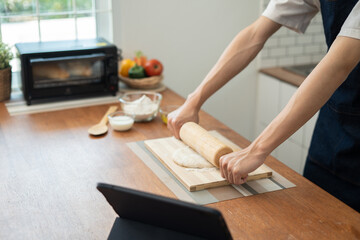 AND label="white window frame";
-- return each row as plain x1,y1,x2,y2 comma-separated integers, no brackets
0,0,113,90
0,0,113,43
